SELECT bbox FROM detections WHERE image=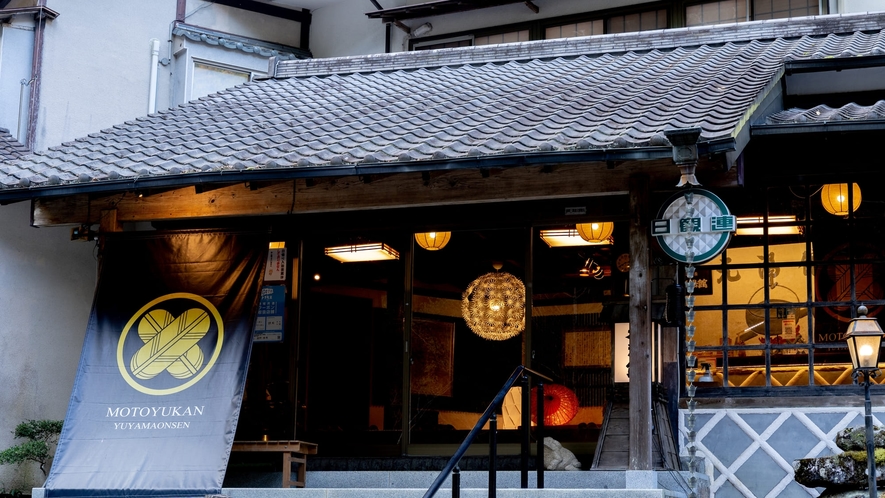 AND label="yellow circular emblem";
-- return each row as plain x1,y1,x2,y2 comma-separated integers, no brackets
117,293,224,395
